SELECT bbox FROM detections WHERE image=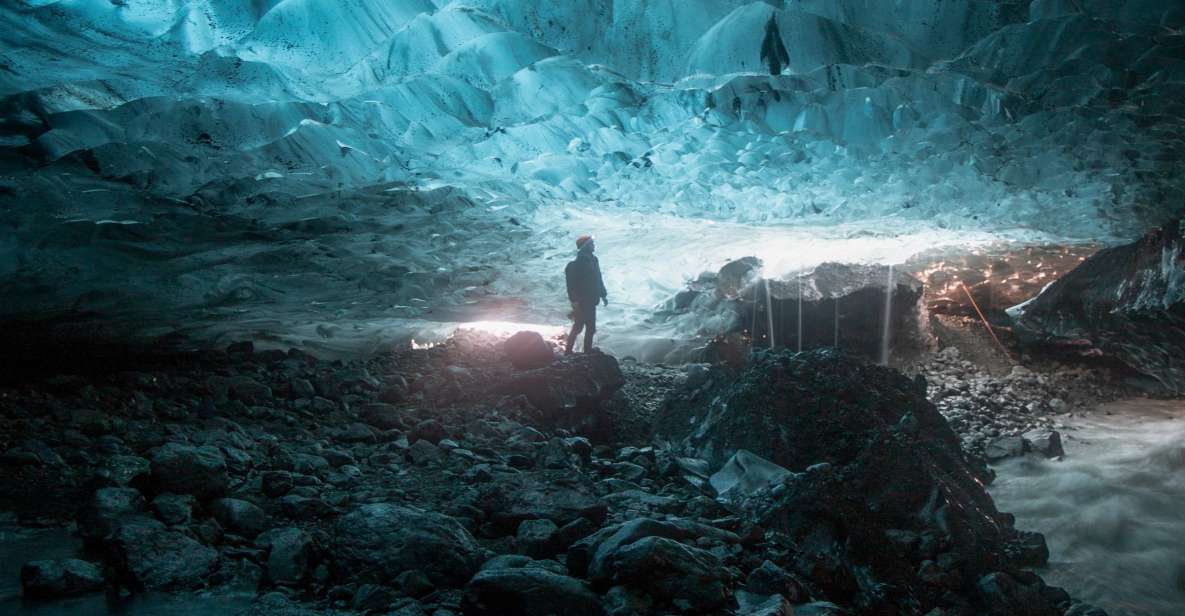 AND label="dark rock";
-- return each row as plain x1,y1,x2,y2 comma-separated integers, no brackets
20,559,105,598
409,419,448,445
498,352,625,438
262,470,295,497
78,486,146,542
975,571,1066,616
1024,429,1065,459
228,376,273,404
257,527,316,586
736,591,794,616
331,503,482,588
516,518,560,558
462,564,603,616
352,584,396,613
593,535,732,609
657,349,1055,614
150,443,228,499
601,585,653,616
280,495,331,520
211,498,268,538
407,439,443,466
745,560,806,603
358,402,408,430
396,569,435,598
1012,221,1185,393
151,493,195,526
476,474,607,534
93,455,151,489
985,436,1027,462
503,331,557,369
105,518,219,591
